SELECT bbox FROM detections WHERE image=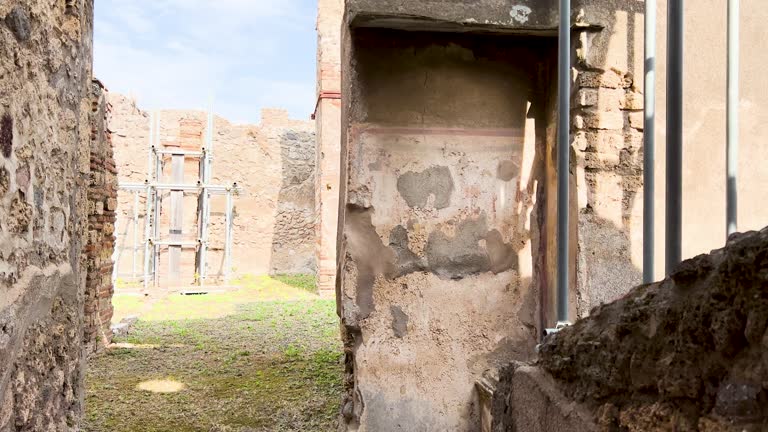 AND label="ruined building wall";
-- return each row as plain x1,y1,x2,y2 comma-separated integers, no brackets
314,0,344,296
83,81,117,354
109,96,317,286
494,227,768,432
336,0,768,430
337,25,558,430
0,0,95,430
